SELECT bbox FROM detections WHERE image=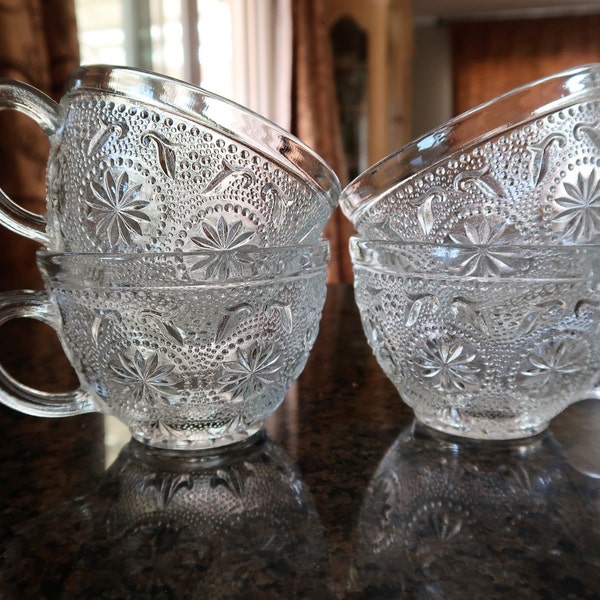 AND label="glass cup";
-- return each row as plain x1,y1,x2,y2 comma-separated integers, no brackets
0,65,340,251
0,243,329,450
340,64,600,245
351,237,600,439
